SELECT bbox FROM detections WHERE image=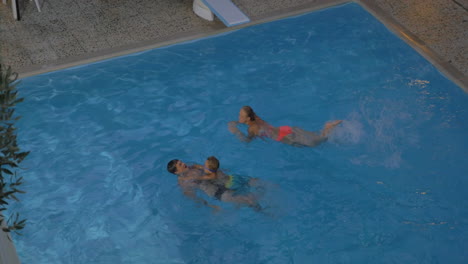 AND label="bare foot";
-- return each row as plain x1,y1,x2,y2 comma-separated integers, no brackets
322,120,343,137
